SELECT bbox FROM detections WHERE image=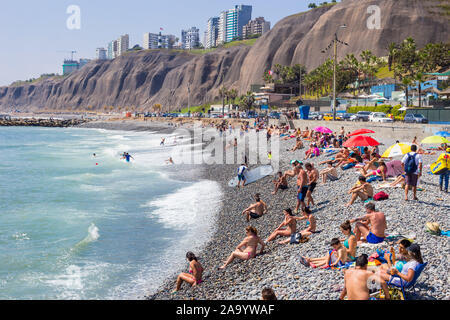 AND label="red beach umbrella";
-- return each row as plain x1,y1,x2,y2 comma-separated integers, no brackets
343,135,380,147
348,129,375,137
